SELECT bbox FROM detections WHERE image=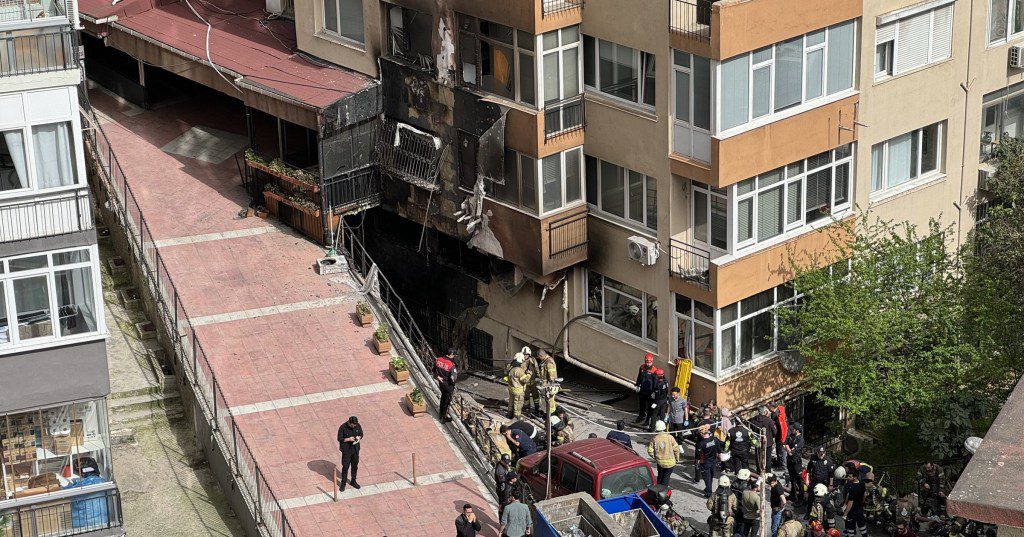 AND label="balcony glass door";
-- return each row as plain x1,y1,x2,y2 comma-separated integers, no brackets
690,182,727,251
672,51,711,162
542,26,582,136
